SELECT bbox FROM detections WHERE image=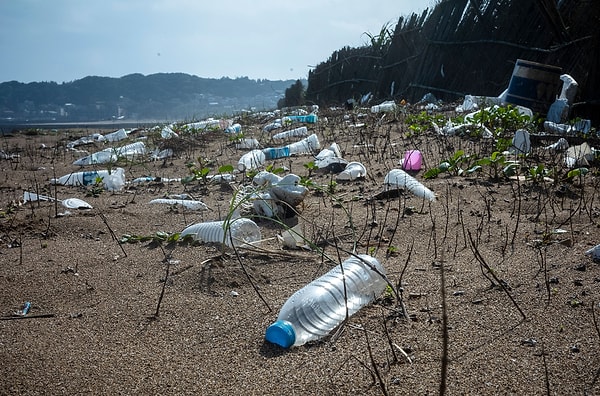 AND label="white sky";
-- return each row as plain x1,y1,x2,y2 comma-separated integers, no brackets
0,0,433,83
